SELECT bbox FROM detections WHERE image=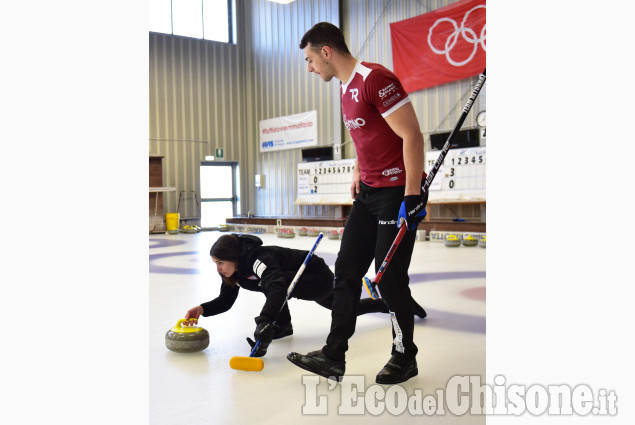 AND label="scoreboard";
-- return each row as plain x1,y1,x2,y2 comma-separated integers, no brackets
296,159,356,205
425,146,486,202
295,148,486,205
